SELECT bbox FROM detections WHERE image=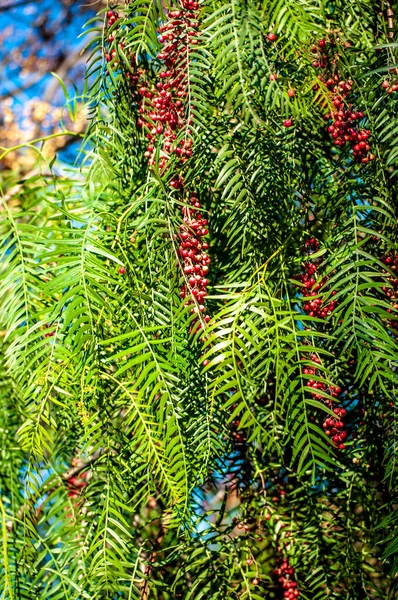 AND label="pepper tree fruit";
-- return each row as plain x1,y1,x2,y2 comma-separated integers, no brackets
0,1,397,599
